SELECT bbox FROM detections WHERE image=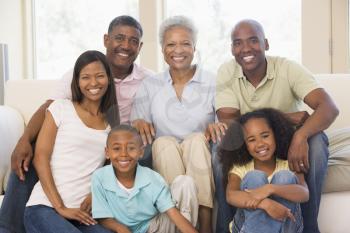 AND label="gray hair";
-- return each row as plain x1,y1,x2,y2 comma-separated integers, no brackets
159,15,198,46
